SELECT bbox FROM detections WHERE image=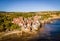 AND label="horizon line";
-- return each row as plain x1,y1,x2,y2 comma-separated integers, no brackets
0,10,60,12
